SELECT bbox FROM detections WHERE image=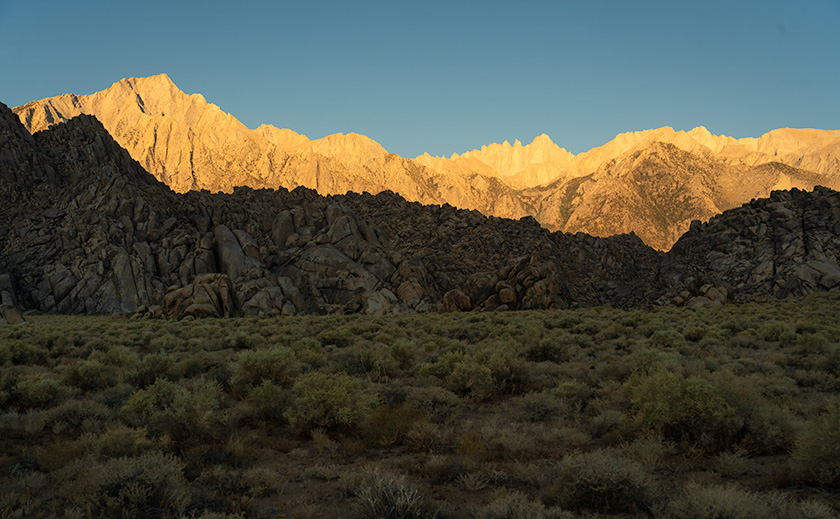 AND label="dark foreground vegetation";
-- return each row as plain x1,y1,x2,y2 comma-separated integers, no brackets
2,294,840,518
